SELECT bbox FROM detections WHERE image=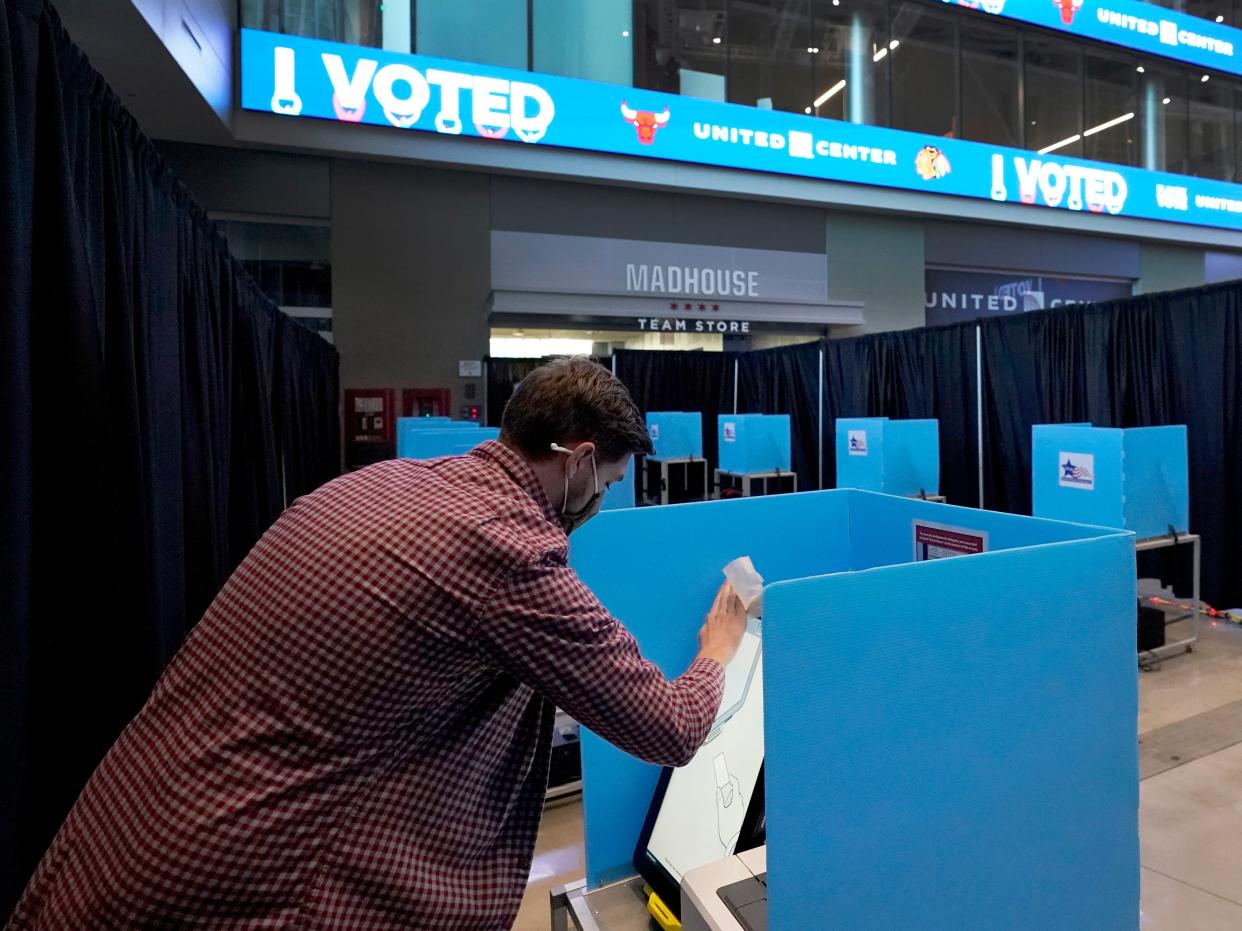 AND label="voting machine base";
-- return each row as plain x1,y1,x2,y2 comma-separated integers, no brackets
715,470,798,498
644,458,709,506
